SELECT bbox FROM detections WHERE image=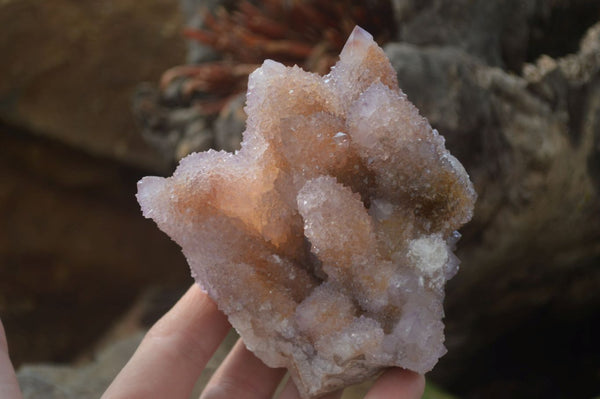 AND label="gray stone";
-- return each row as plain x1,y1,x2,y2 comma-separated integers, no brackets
214,93,245,152
18,333,144,399
391,0,540,69
383,22,600,385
